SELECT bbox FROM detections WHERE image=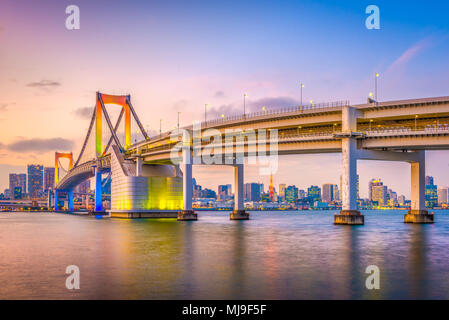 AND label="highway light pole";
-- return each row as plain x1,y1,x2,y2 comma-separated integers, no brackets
375,73,380,106
243,94,248,118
